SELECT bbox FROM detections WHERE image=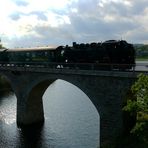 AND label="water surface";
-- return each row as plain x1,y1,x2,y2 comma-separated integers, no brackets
0,79,99,148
